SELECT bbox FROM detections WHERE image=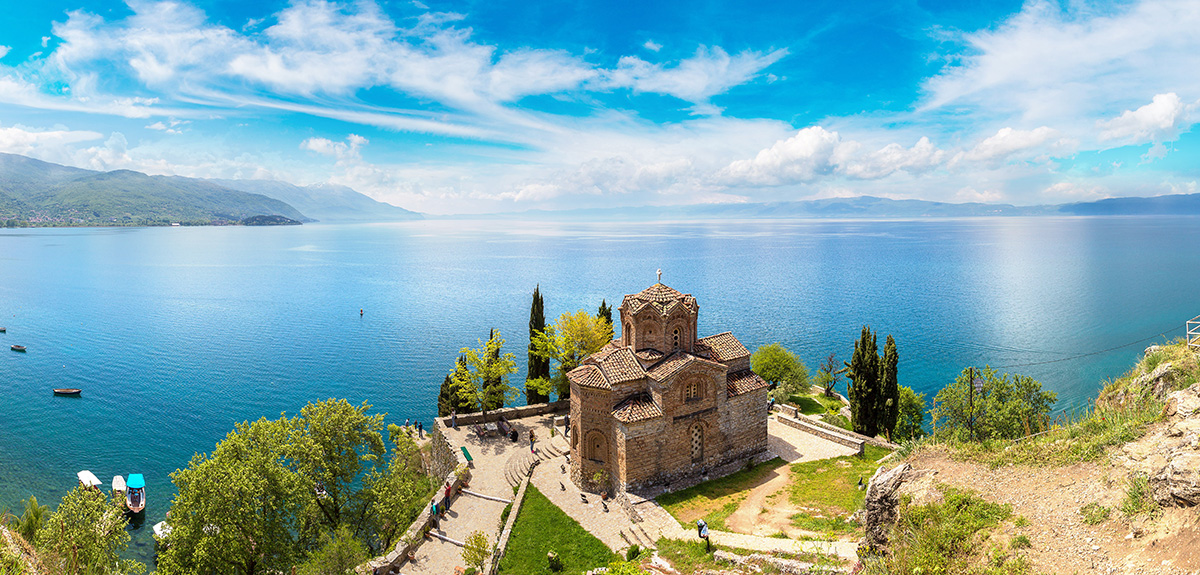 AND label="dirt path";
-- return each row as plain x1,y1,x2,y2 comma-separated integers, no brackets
907,443,1200,575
